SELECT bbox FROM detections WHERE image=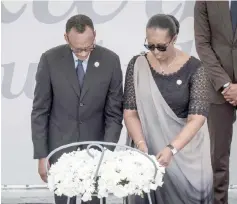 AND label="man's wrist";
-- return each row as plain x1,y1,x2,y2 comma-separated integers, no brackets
220,82,231,92
223,82,231,88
